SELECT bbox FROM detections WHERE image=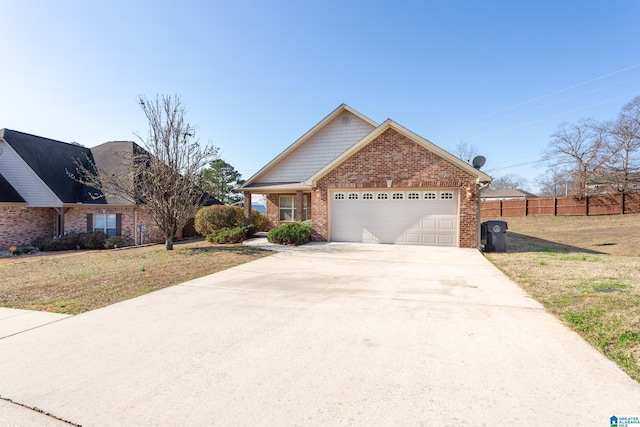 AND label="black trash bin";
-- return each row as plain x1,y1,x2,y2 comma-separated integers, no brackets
484,220,508,252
